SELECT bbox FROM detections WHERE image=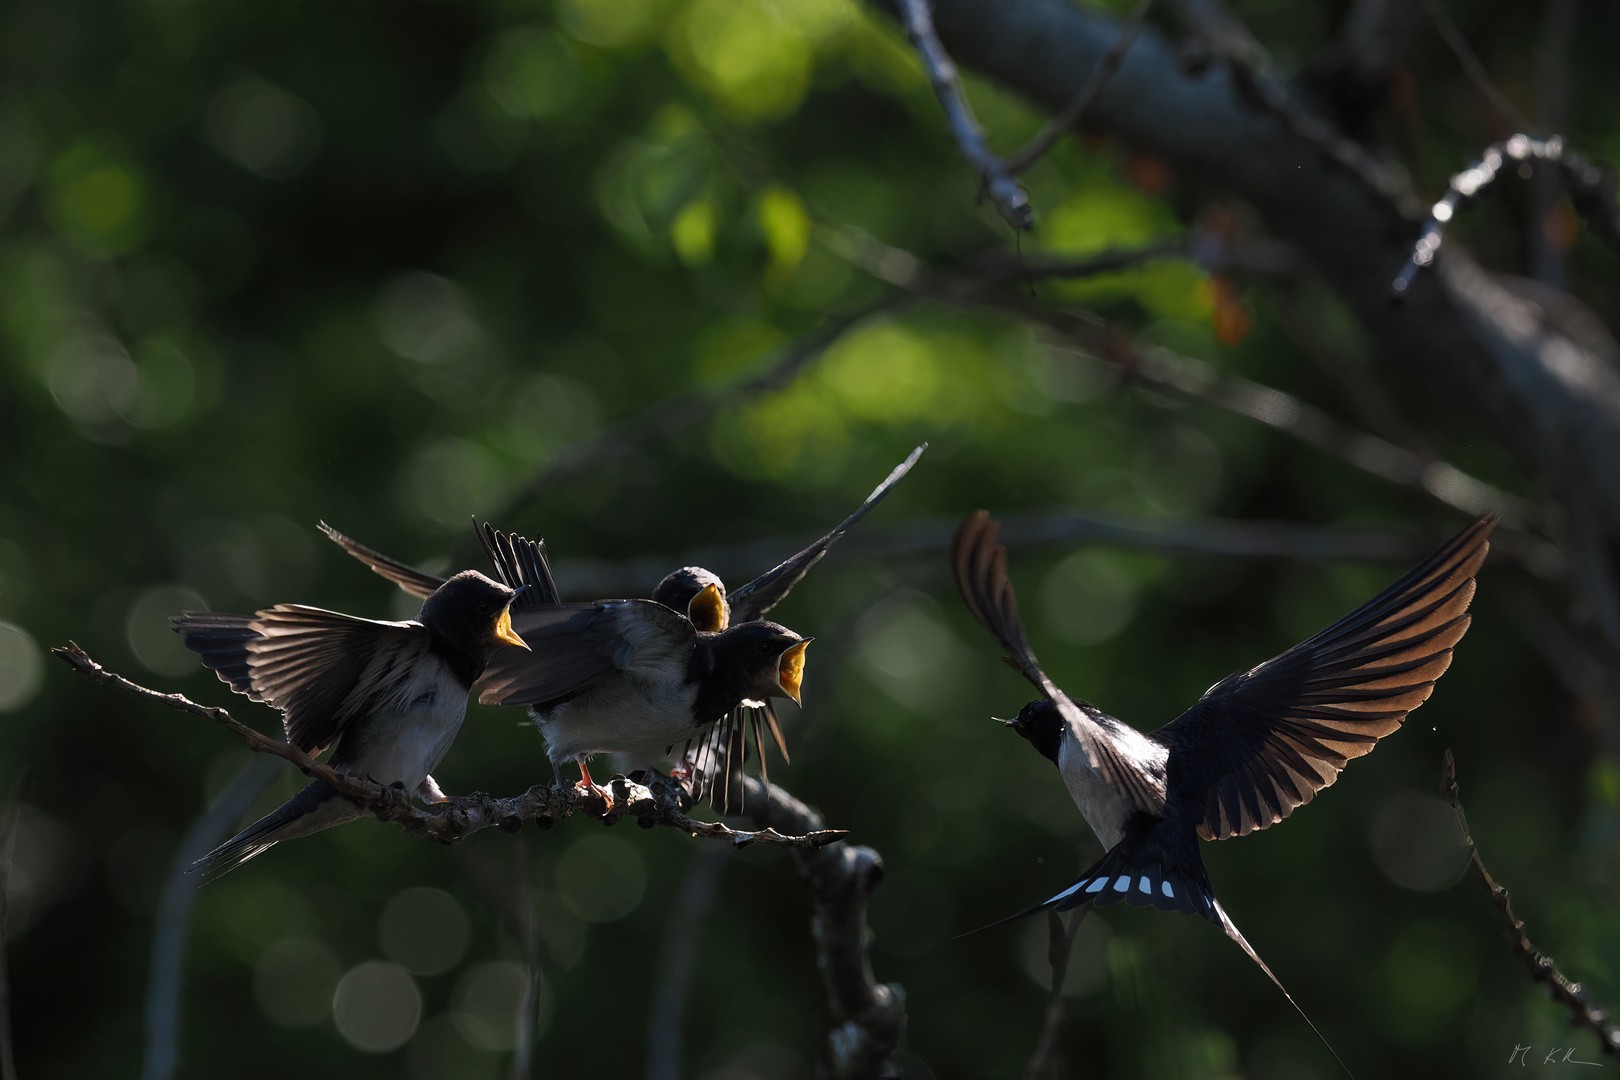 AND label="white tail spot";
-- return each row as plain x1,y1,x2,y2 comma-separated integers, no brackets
1086,878,1108,894
1138,876,1151,894
1113,875,1130,892
1161,881,1174,898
